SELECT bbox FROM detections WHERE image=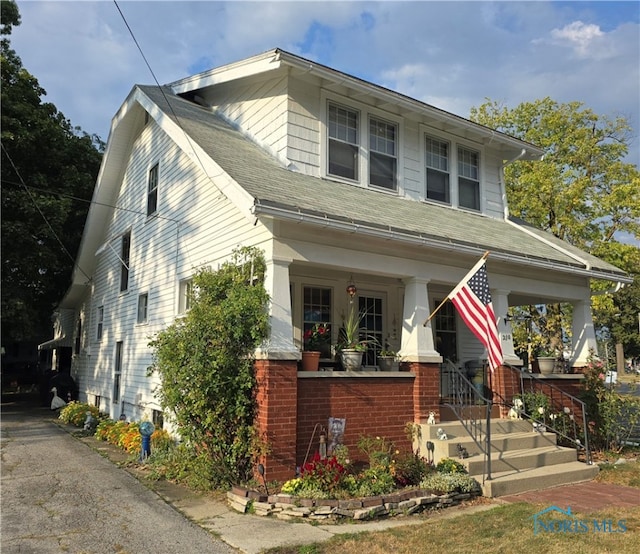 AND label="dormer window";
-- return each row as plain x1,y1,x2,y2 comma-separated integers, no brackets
458,146,480,211
328,103,359,181
425,136,450,204
369,117,397,190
